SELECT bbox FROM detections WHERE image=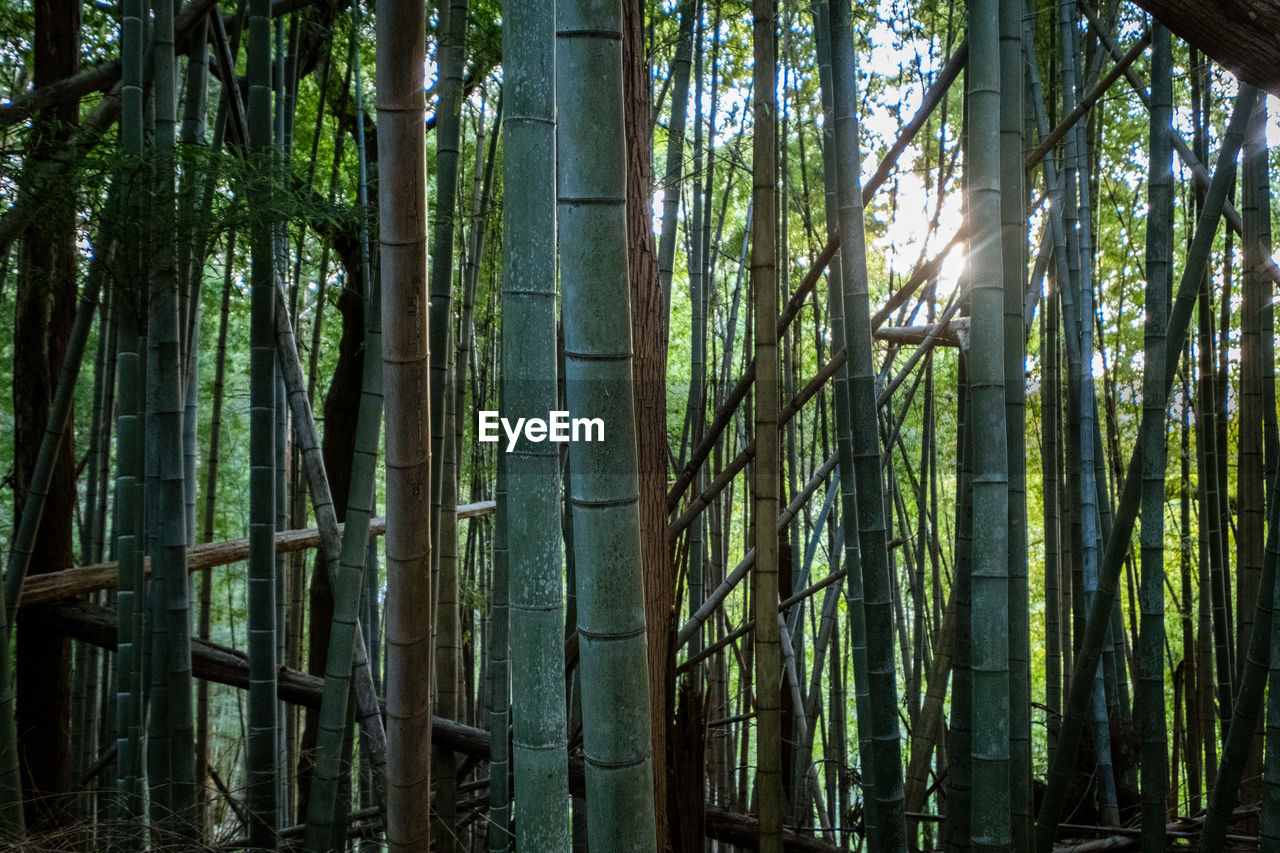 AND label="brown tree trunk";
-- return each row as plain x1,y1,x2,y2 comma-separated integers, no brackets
13,0,79,830
622,0,675,847
671,678,708,853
